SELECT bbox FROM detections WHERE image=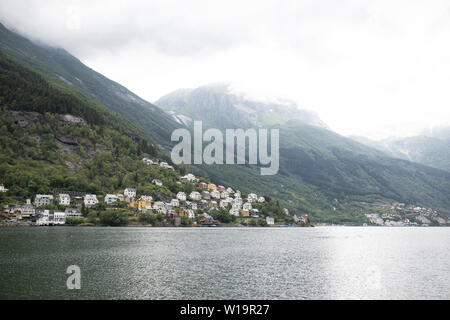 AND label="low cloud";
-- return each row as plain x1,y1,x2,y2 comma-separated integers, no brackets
1,0,450,139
